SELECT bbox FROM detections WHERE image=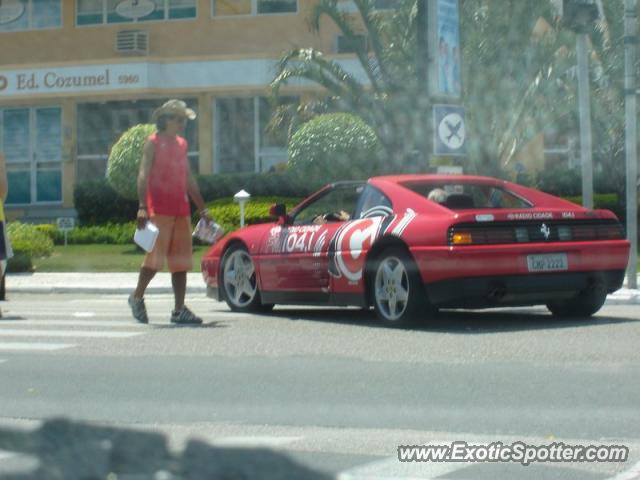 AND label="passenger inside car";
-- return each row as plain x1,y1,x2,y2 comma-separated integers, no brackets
427,188,448,204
